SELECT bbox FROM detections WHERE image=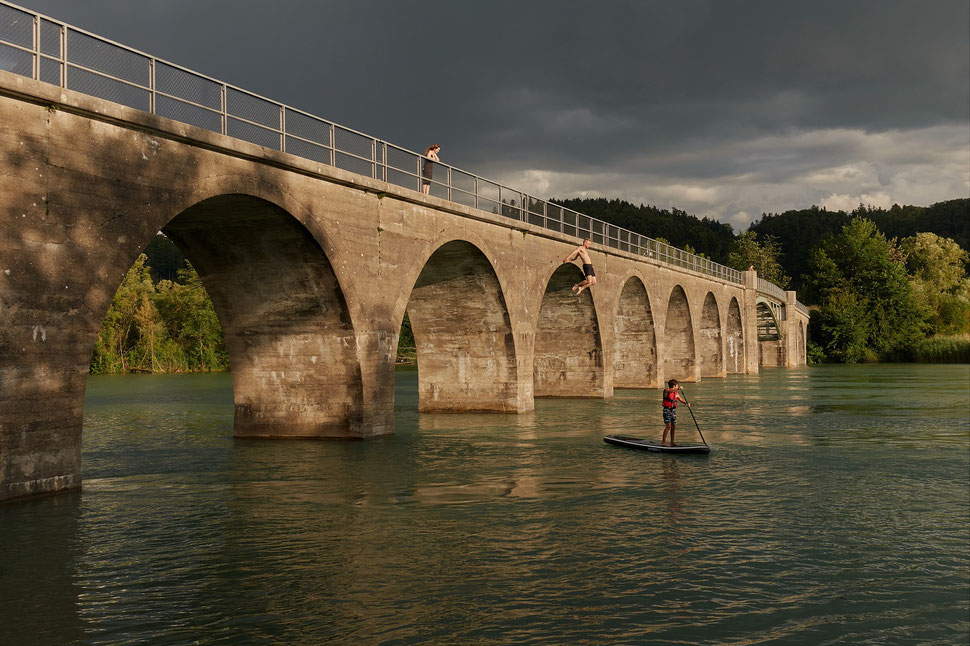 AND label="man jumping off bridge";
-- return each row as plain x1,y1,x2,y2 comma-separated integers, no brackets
563,238,597,294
